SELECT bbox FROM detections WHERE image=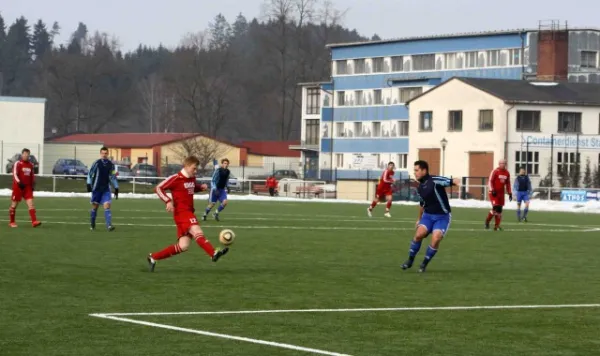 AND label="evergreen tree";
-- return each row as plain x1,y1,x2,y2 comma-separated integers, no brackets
569,159,581,188
0,13,6,93
558,163,570,188
594,165,600,188
583,157,592,188
232,13,248,38
209,14,232,50
68,22,88,54
50,21,60,42
32,19,52,59
3,16,32,95
539,160,554,187
371,33,381,41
